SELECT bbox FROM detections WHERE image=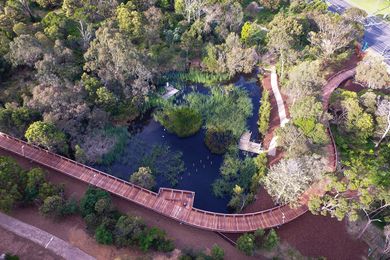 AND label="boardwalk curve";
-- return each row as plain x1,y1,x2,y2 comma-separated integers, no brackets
0,69,355,232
